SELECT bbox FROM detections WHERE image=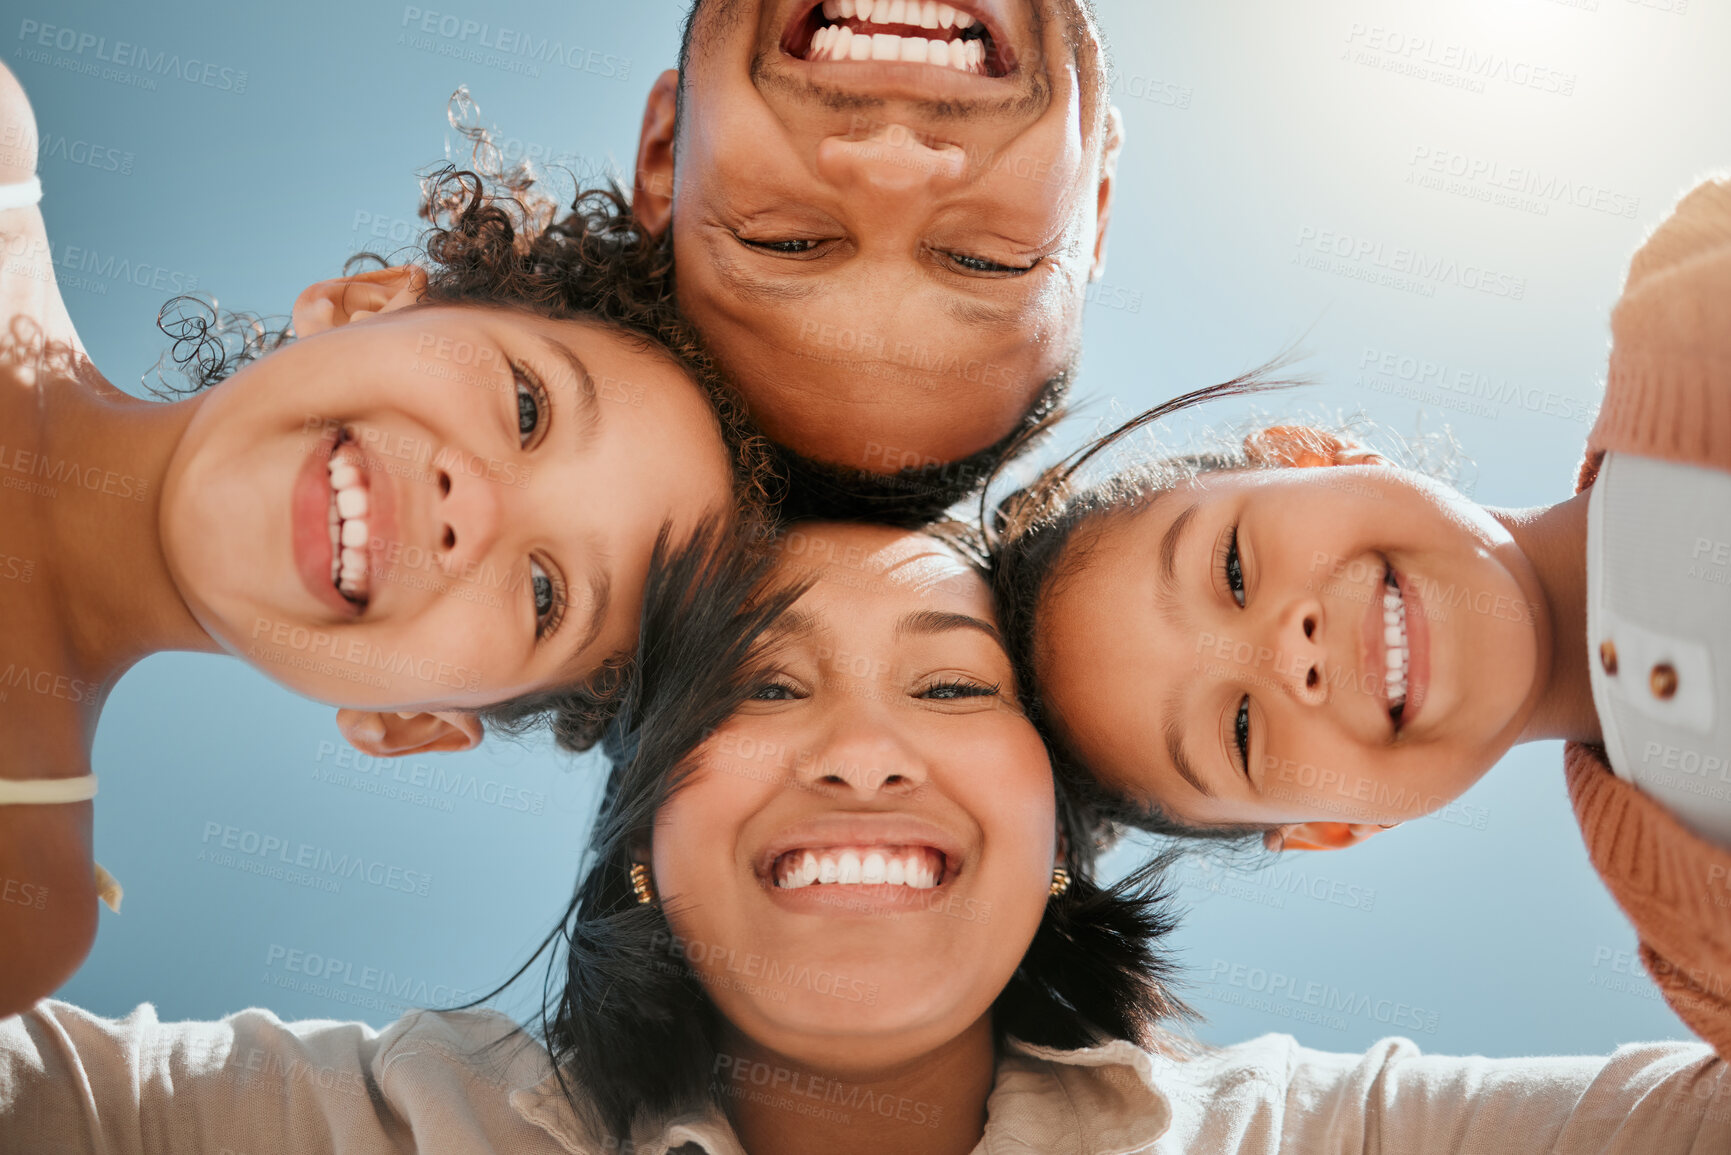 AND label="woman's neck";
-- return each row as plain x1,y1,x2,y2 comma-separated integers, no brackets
1490,489,1601,747
33,369,218,681
720,1017,997,1155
